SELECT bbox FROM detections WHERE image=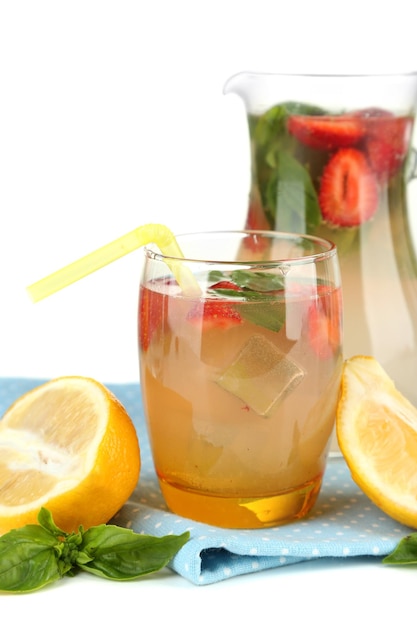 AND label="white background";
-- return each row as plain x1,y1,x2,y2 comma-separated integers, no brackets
1,0,417,384
2,4,417,620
